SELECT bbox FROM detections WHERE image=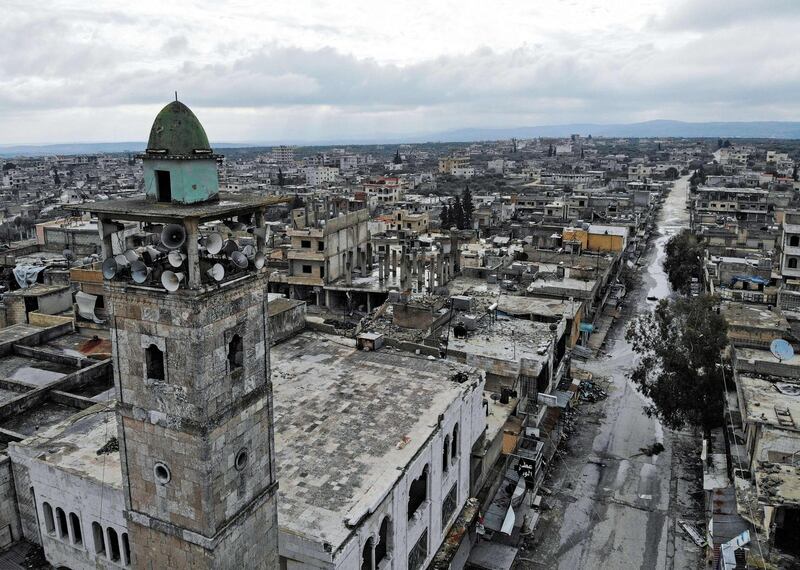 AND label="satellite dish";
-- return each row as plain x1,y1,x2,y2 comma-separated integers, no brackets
123,249,140,263
221,239,239,256
62,249,75,261
200,232,223,255
207,263,225,282
168,251,187,268
102,257,121,279
242,244,256,259
75,291,105,323
130,260,151,284
161,270,185,292
770,339,794,362
230,251,249,269
161,224,186,249
254,252,265,269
